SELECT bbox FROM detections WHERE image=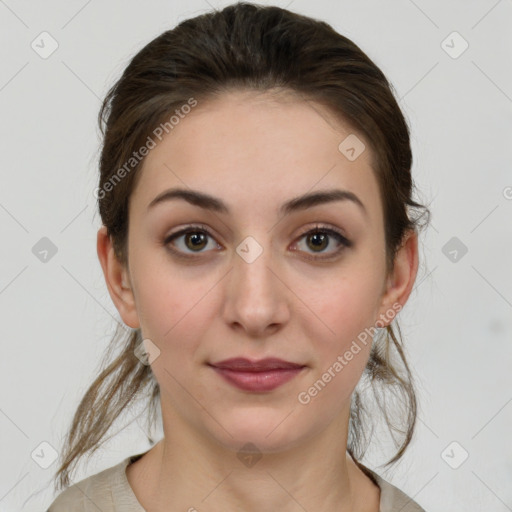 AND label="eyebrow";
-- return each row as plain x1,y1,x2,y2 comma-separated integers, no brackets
147,187,367,218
